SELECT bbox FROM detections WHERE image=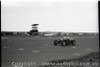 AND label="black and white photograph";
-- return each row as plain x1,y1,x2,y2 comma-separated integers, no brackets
1,0,99,67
